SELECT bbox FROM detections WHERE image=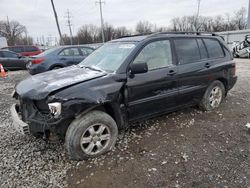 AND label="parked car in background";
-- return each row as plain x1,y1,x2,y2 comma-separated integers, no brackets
11,32,237,160
0,50,31,70
27,45,95,75
2,45,42,56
